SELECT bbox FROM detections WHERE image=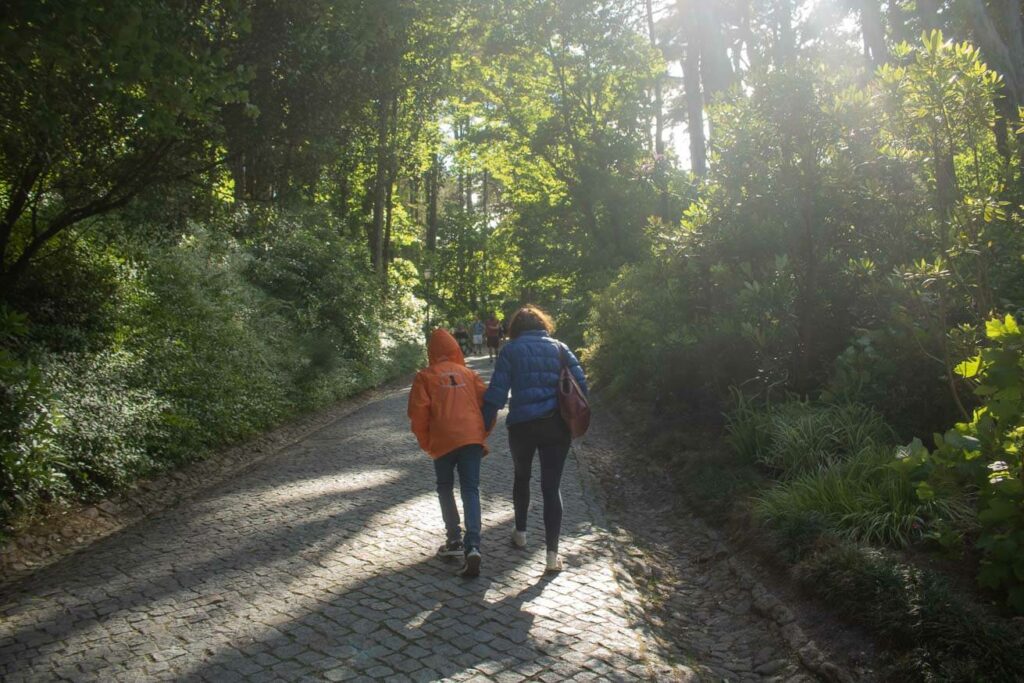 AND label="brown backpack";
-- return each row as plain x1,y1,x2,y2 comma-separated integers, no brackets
558,345,591,439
